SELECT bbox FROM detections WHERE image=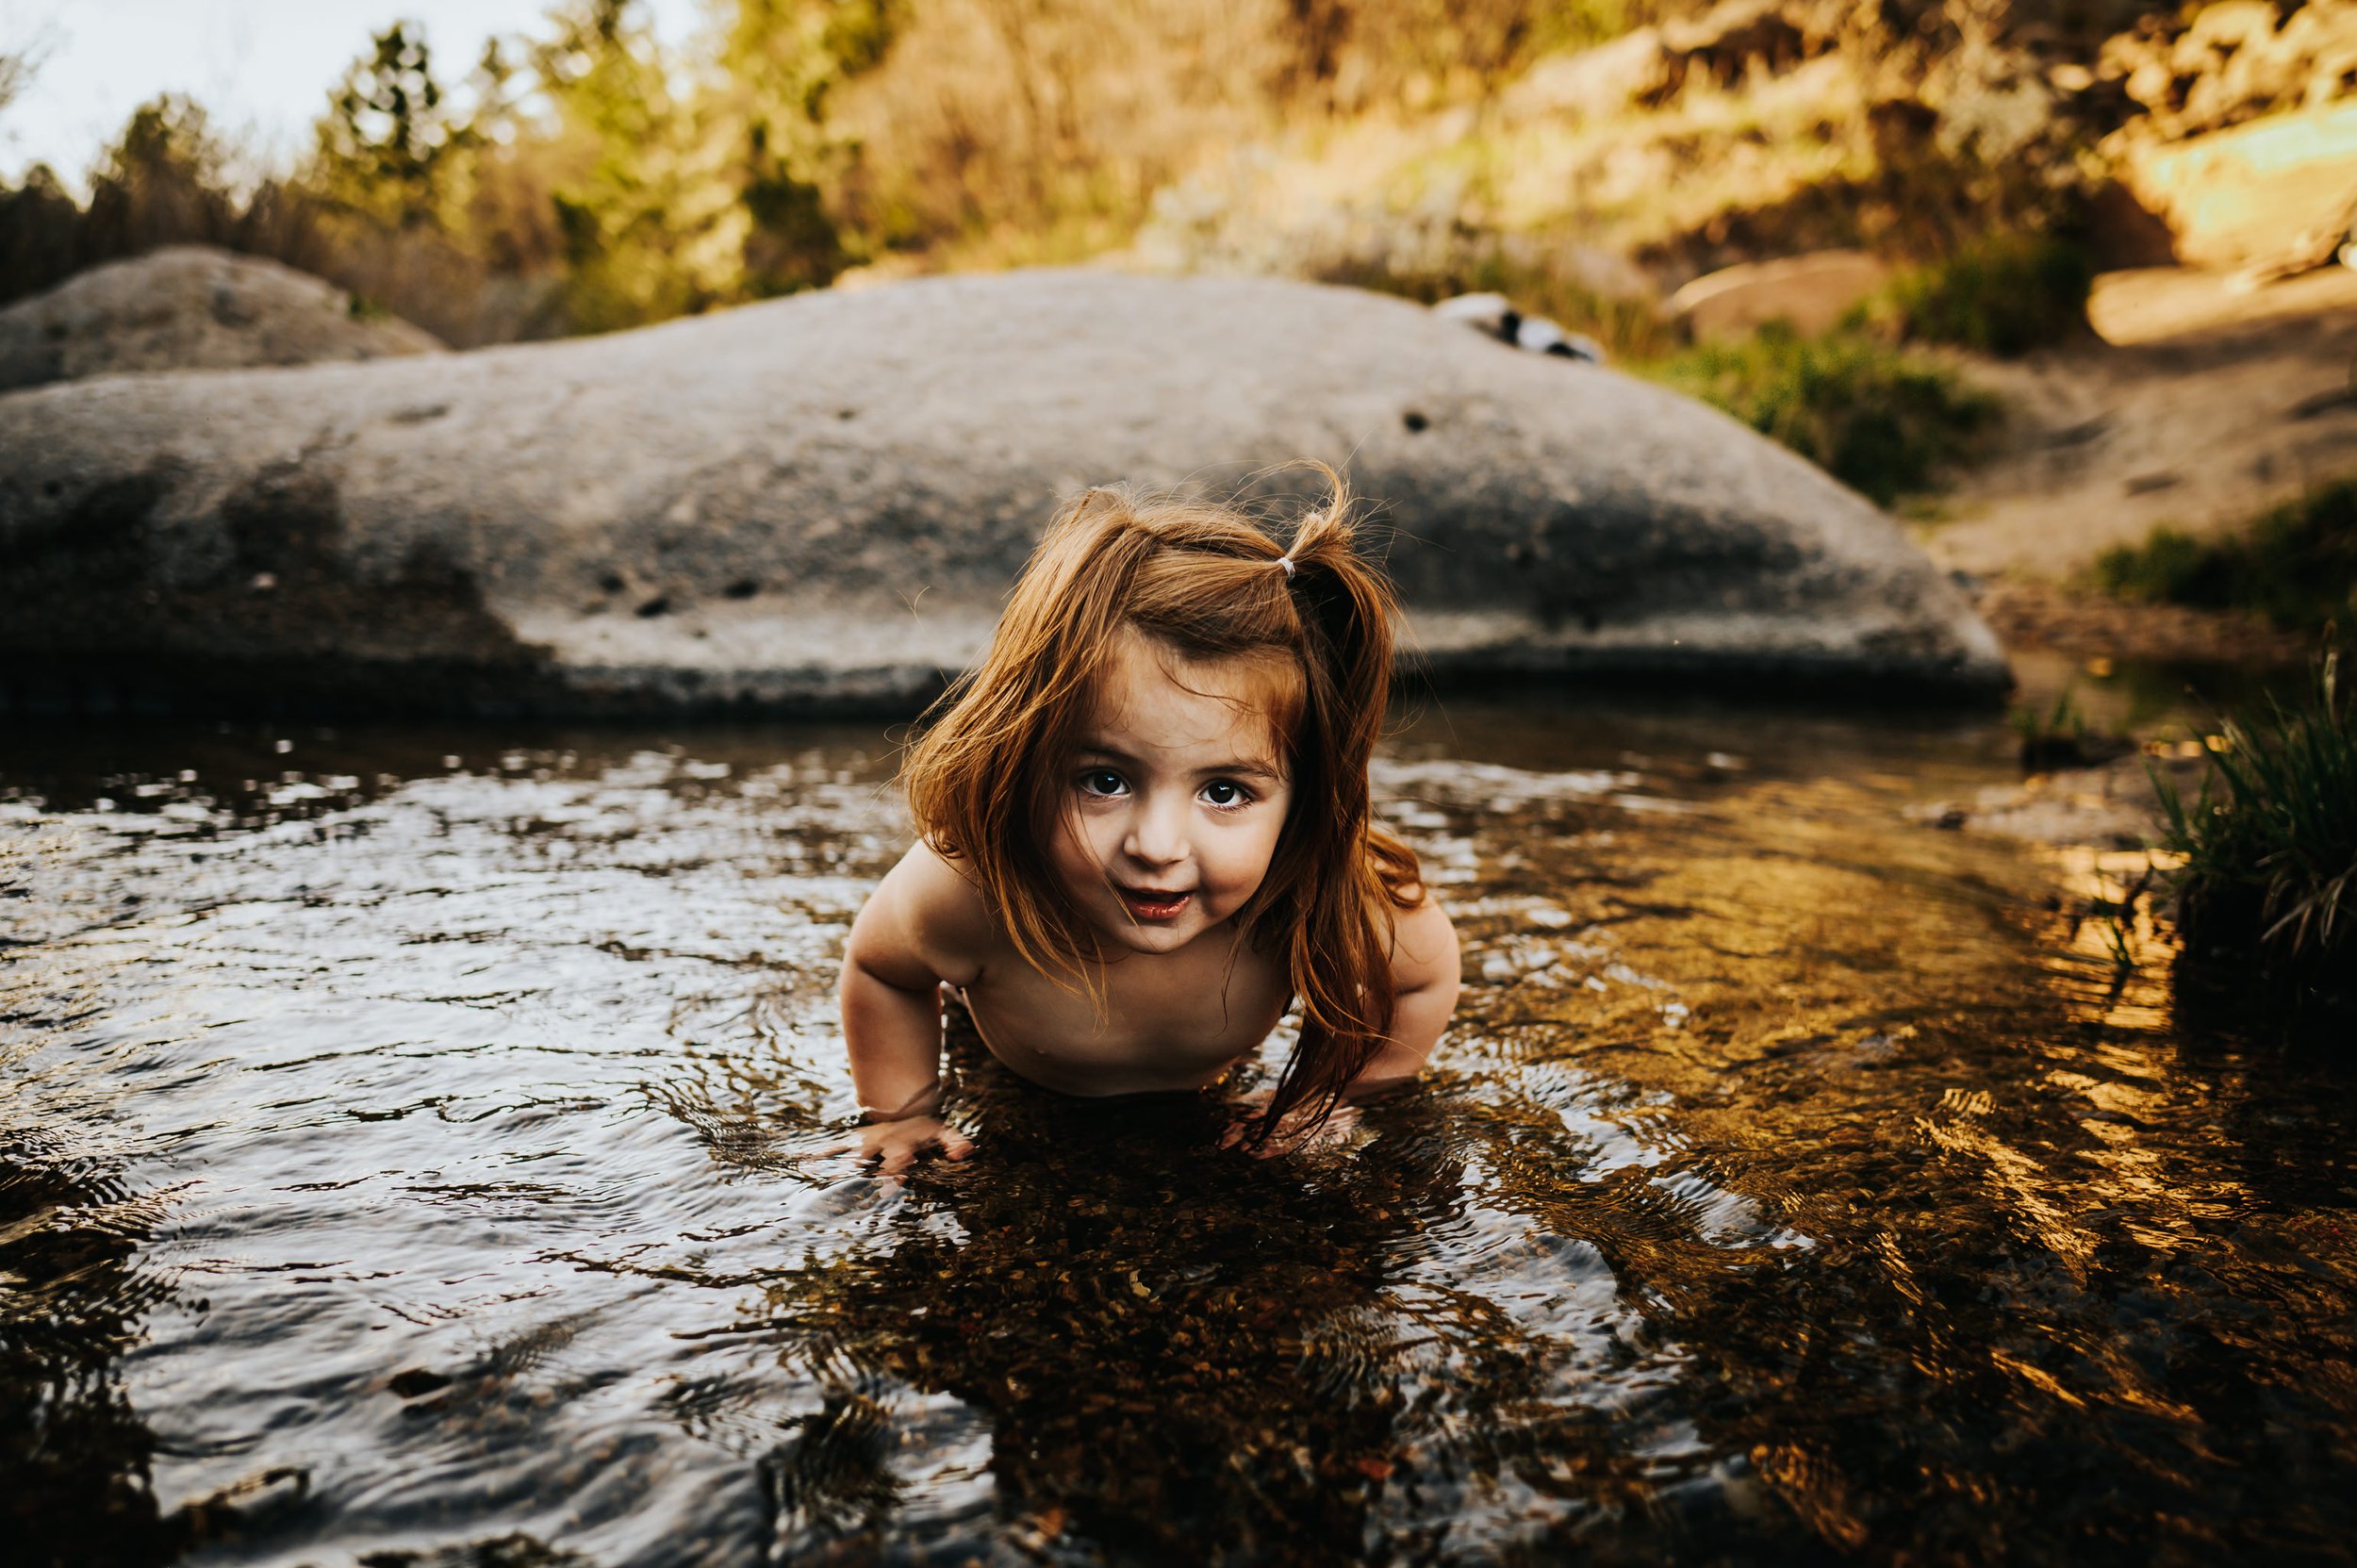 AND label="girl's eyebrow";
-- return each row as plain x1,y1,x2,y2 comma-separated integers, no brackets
1076,743,1287,783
